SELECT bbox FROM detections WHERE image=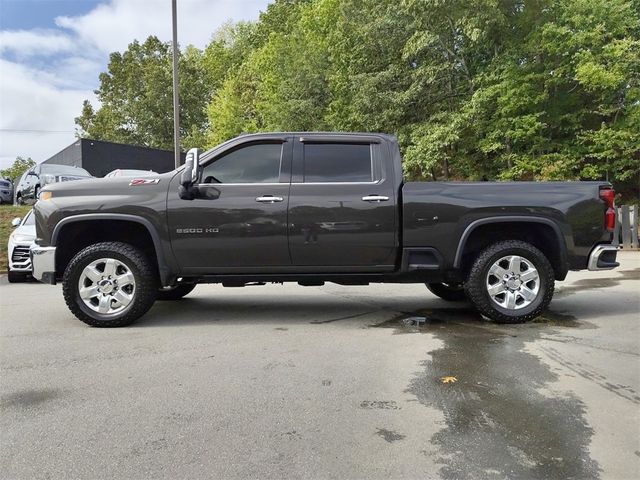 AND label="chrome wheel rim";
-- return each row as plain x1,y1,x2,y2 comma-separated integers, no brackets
485,255,540,310
78,258,136,315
